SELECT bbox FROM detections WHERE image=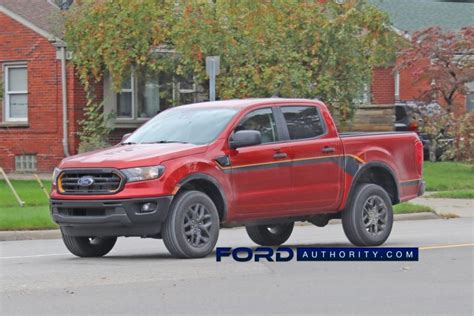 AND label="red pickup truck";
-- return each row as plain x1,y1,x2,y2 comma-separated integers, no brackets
50,98,424,258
